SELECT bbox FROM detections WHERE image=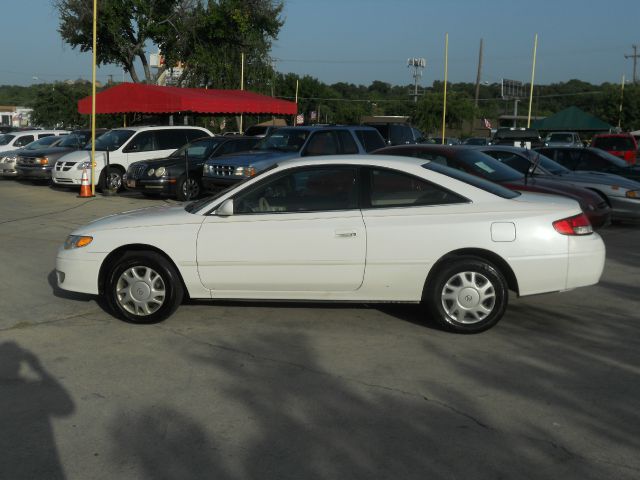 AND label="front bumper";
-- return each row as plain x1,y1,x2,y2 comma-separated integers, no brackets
55,253,102,295
0,160,17,177
124,176,177,195
201,176,243,191
16,166,52,180
609,196,640,220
